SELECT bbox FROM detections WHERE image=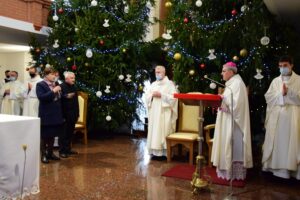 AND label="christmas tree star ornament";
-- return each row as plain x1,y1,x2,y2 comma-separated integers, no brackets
53,39,59,48
105,85,111,93
125,74,132,82
162,30,172,40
